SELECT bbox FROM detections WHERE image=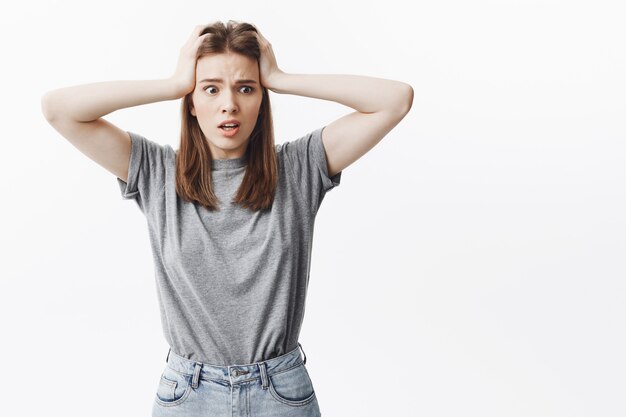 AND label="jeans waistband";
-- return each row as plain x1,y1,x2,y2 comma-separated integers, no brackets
164,343,308,388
